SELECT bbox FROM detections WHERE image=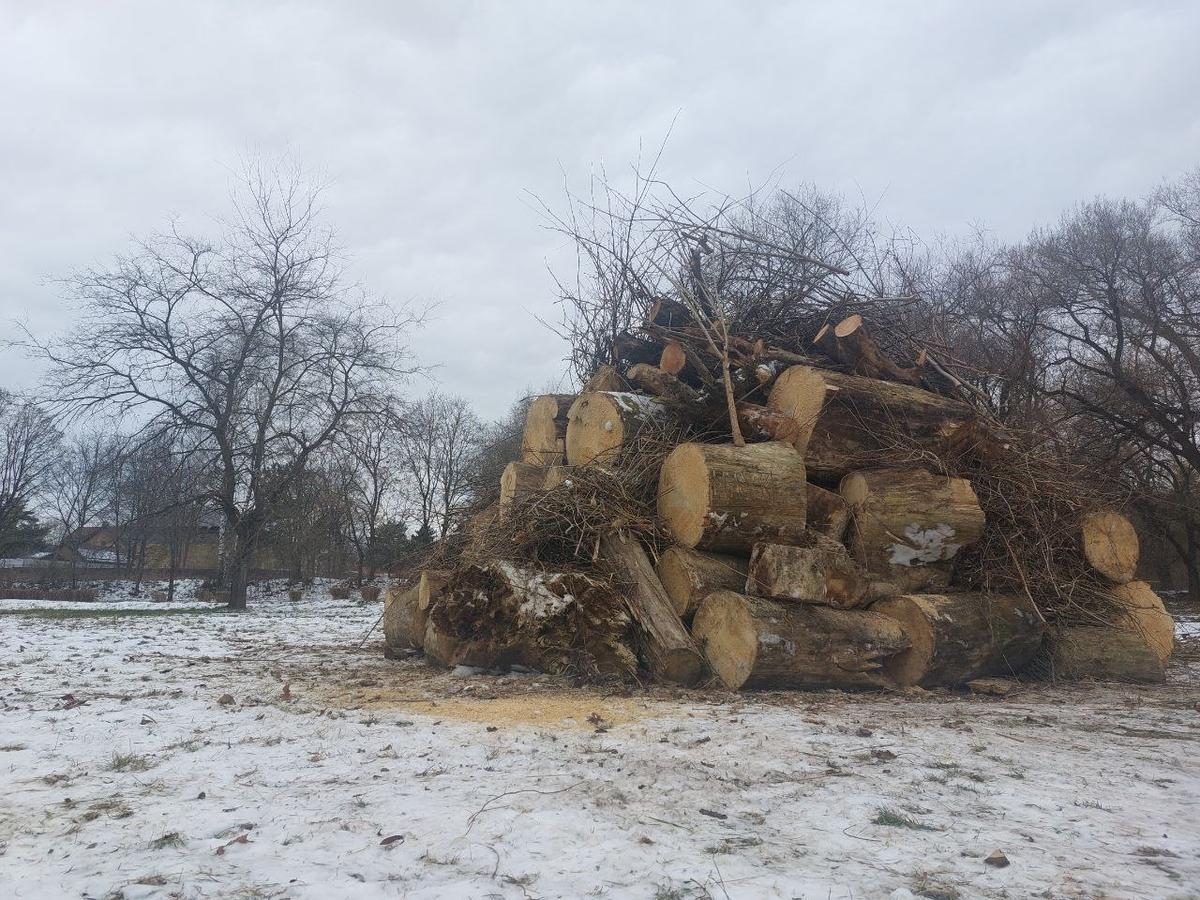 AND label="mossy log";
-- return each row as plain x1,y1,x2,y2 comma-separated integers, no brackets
692,590,909,690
